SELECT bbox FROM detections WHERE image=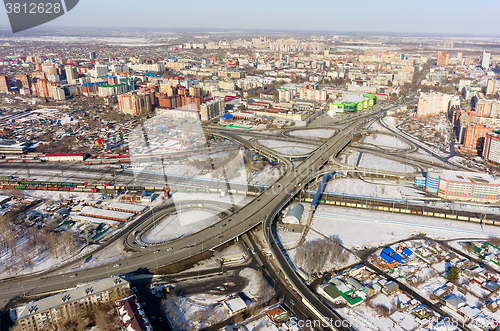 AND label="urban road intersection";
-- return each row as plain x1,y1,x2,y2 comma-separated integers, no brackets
0,109,387,330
